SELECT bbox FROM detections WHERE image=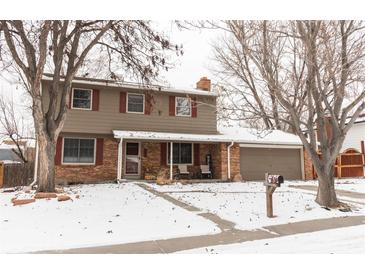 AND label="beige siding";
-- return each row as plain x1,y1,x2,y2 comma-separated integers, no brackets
42,81,218,135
